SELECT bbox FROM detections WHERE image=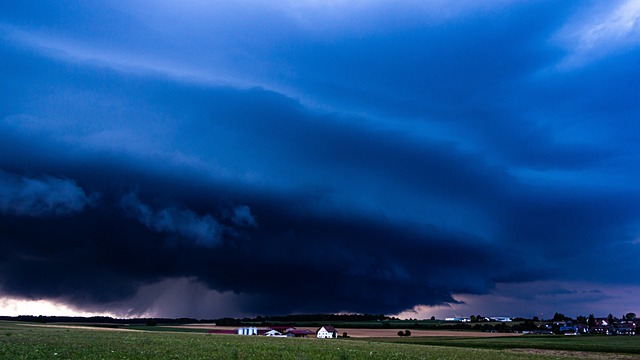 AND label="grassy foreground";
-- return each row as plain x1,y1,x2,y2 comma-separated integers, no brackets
0,321,633,360
363,333,640,354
